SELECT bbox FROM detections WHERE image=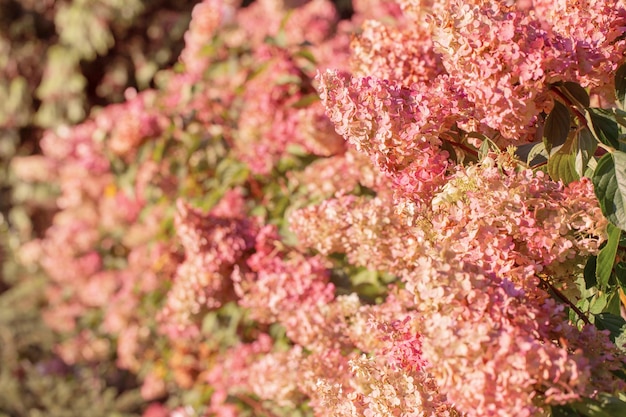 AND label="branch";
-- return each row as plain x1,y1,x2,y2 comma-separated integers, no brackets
440,136,480,159
538,275,591,325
